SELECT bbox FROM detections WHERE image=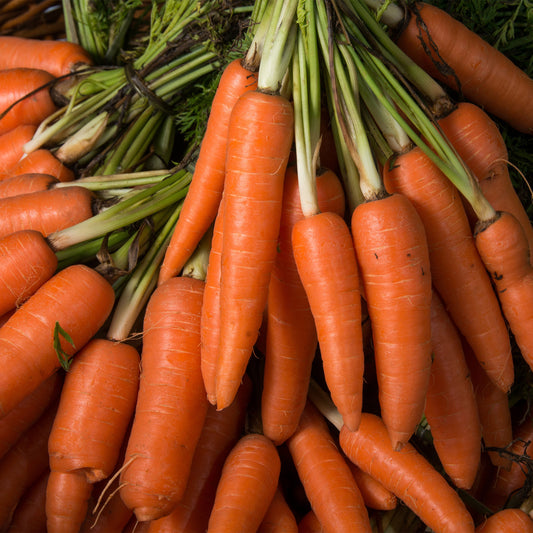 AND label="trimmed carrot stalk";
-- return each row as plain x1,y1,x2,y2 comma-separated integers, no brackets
339,412,476,533
292,211,364,432
0,185,95,240
120,276,209,523
383,146,514,393
262,167,346,444
475,508,533,532
0,229,58,316
347,463,397,511
0,263,115,417
48,338,140,483
0,173,58,199
258,487,298,533
0,149,75,182
158,58,258,284
287,401,372,533
395,2,533,133
215,89,294,410
351,193,433,449
0,124,37,174
425,290,482,489
206,433,281,533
